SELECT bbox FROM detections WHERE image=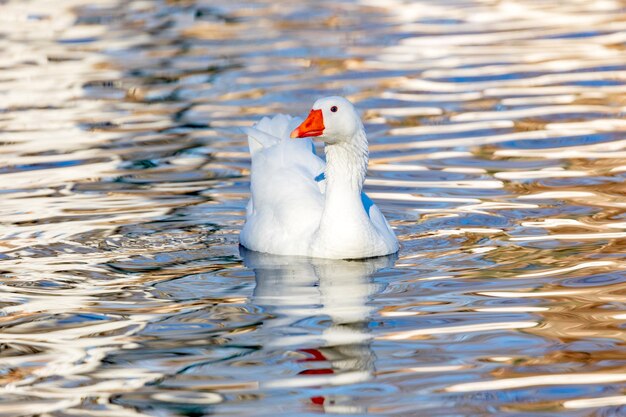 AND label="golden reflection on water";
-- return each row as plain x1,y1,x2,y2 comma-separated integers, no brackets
2,0,626,416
